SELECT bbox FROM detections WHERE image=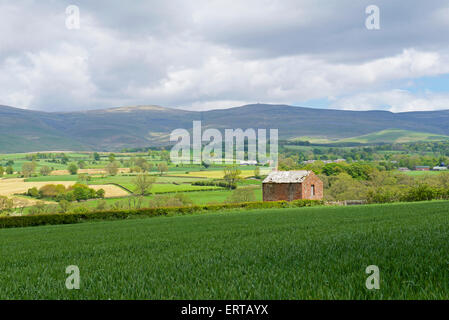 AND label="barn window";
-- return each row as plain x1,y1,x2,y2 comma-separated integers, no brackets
311,184,315,196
